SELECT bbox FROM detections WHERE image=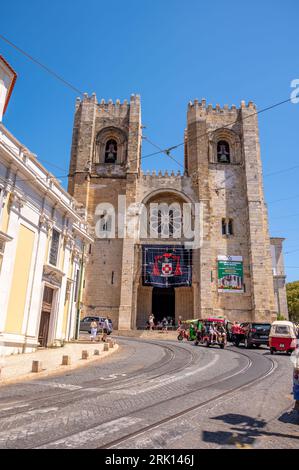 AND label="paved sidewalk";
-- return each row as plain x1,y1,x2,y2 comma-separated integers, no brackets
0,339,119,385
112,330,178,341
